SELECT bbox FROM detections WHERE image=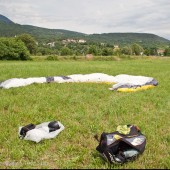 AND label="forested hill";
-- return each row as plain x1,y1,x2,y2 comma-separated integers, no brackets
88,33,170,48
0,14,13,24
0,15,85,42
0,14,170,48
